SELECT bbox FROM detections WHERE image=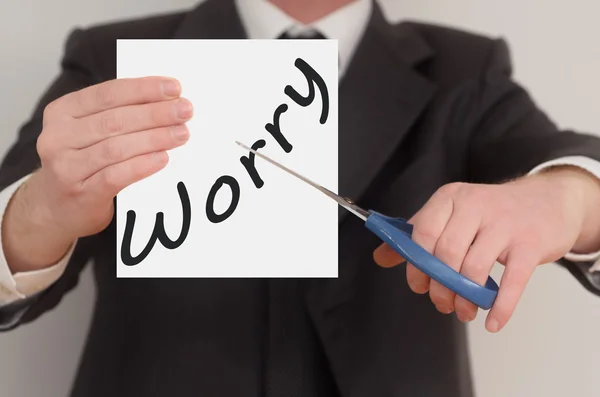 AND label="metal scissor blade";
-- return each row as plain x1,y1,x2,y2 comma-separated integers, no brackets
235,141,370,221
